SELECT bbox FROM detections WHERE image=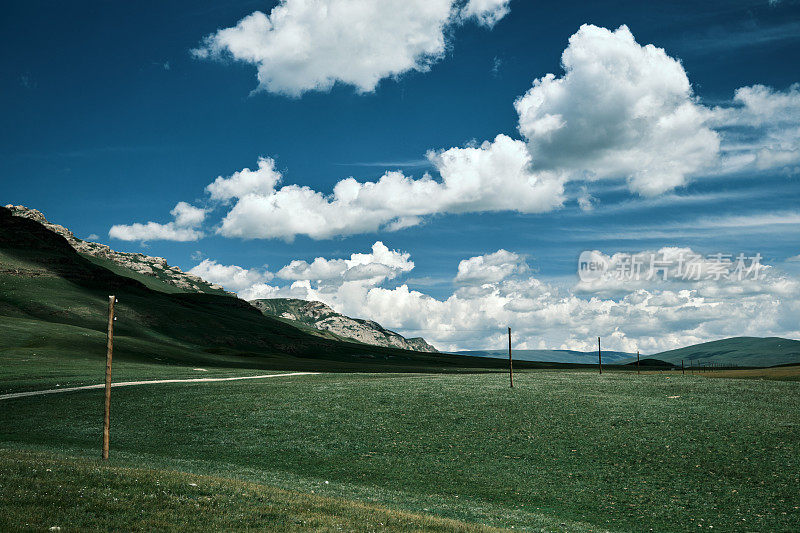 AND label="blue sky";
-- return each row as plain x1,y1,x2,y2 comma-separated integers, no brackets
2,0,799,352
